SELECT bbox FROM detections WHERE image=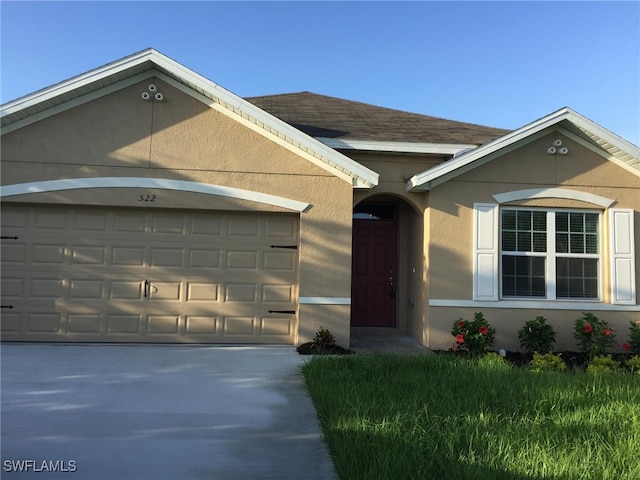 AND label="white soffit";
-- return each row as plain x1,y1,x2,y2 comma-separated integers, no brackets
406,107,640,191
317,137,477,155
0,49,378,189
